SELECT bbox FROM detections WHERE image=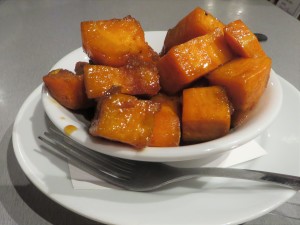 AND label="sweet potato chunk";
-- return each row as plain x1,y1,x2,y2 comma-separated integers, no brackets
84,58,160,98
182,86,231,143
84,65,124,98
81,16,155,67
149,94,181,147
43,69,92,110
75,61,89,75
207,57,272,112
224,20,266,58
158,28,234,95
231,109,251,128
161,7,225,55
89,93,160,149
